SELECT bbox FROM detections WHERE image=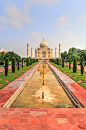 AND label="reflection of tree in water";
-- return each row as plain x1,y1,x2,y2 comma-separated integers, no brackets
37,62,50,78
